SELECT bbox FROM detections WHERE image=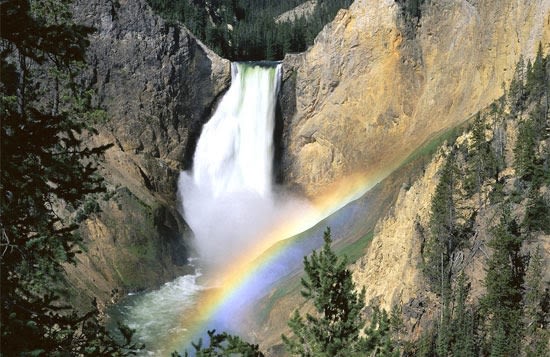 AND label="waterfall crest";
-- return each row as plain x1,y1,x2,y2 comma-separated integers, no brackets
178,62,287,267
